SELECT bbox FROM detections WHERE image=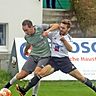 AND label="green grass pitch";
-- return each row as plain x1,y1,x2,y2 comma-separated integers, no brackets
0,70,96,96
1,80,96,96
